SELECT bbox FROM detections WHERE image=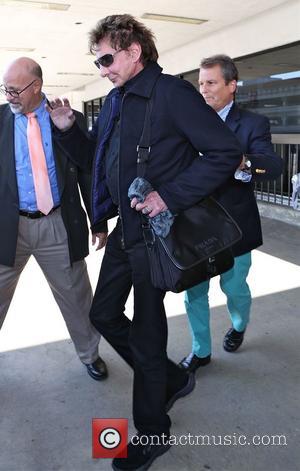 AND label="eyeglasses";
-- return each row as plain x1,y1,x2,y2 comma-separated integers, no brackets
0,79,37,98
94,50,123,69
